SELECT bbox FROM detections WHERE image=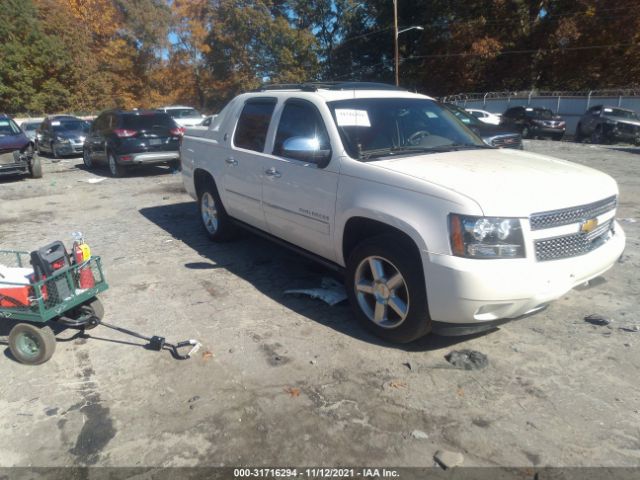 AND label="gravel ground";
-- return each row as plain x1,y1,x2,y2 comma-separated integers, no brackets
0,140,638,470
